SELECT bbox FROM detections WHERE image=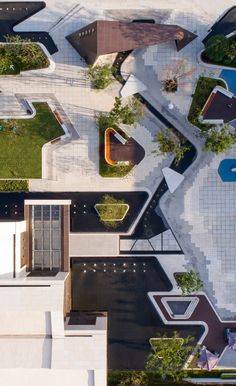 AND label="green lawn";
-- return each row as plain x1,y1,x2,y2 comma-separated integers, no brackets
188,76,226,131
0,102,64,178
